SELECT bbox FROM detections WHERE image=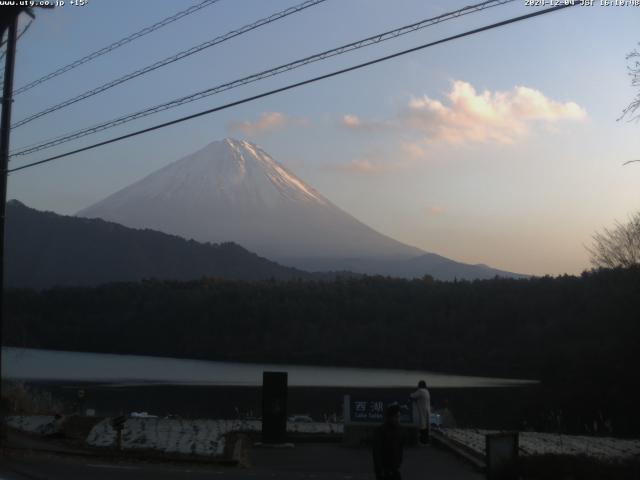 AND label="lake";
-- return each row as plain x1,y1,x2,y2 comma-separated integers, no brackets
2,347,536,388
